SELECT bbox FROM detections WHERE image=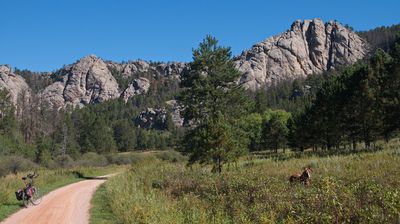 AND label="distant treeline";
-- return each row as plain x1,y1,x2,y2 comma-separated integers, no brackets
357,24,400,51
288,44,400,151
